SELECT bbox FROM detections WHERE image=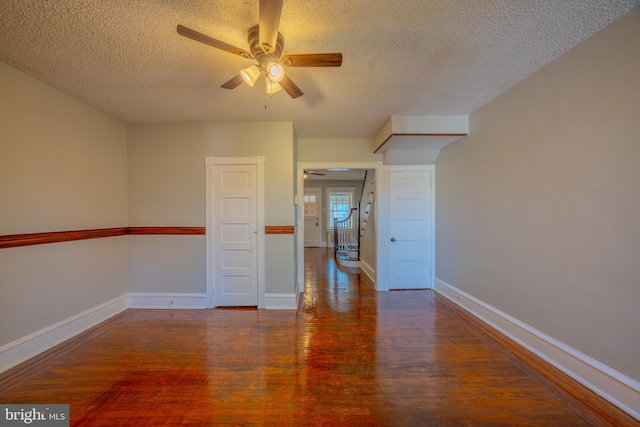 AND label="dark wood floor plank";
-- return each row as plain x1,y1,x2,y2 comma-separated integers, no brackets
0,248,637,426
